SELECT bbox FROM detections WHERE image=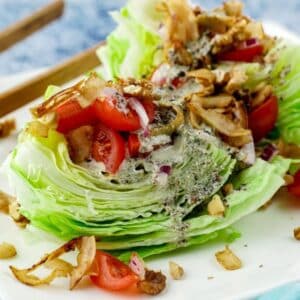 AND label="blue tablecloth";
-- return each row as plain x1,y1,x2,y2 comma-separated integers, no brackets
0,1,300,299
